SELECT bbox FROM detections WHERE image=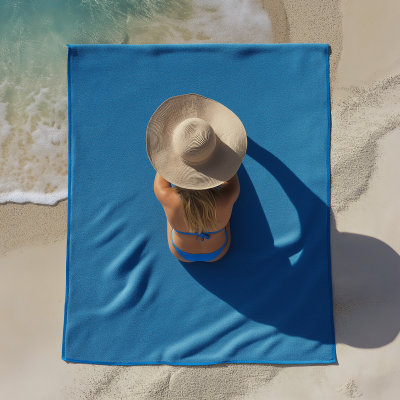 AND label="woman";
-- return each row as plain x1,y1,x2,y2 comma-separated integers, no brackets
154,172,240,262
146,93,247,262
